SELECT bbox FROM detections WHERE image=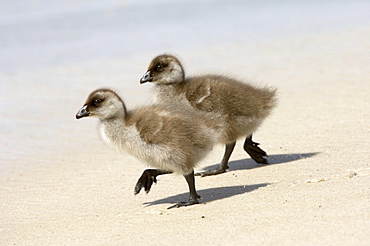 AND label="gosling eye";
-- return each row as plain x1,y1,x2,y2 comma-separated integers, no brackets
155,64,163,72
92,99,102,106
